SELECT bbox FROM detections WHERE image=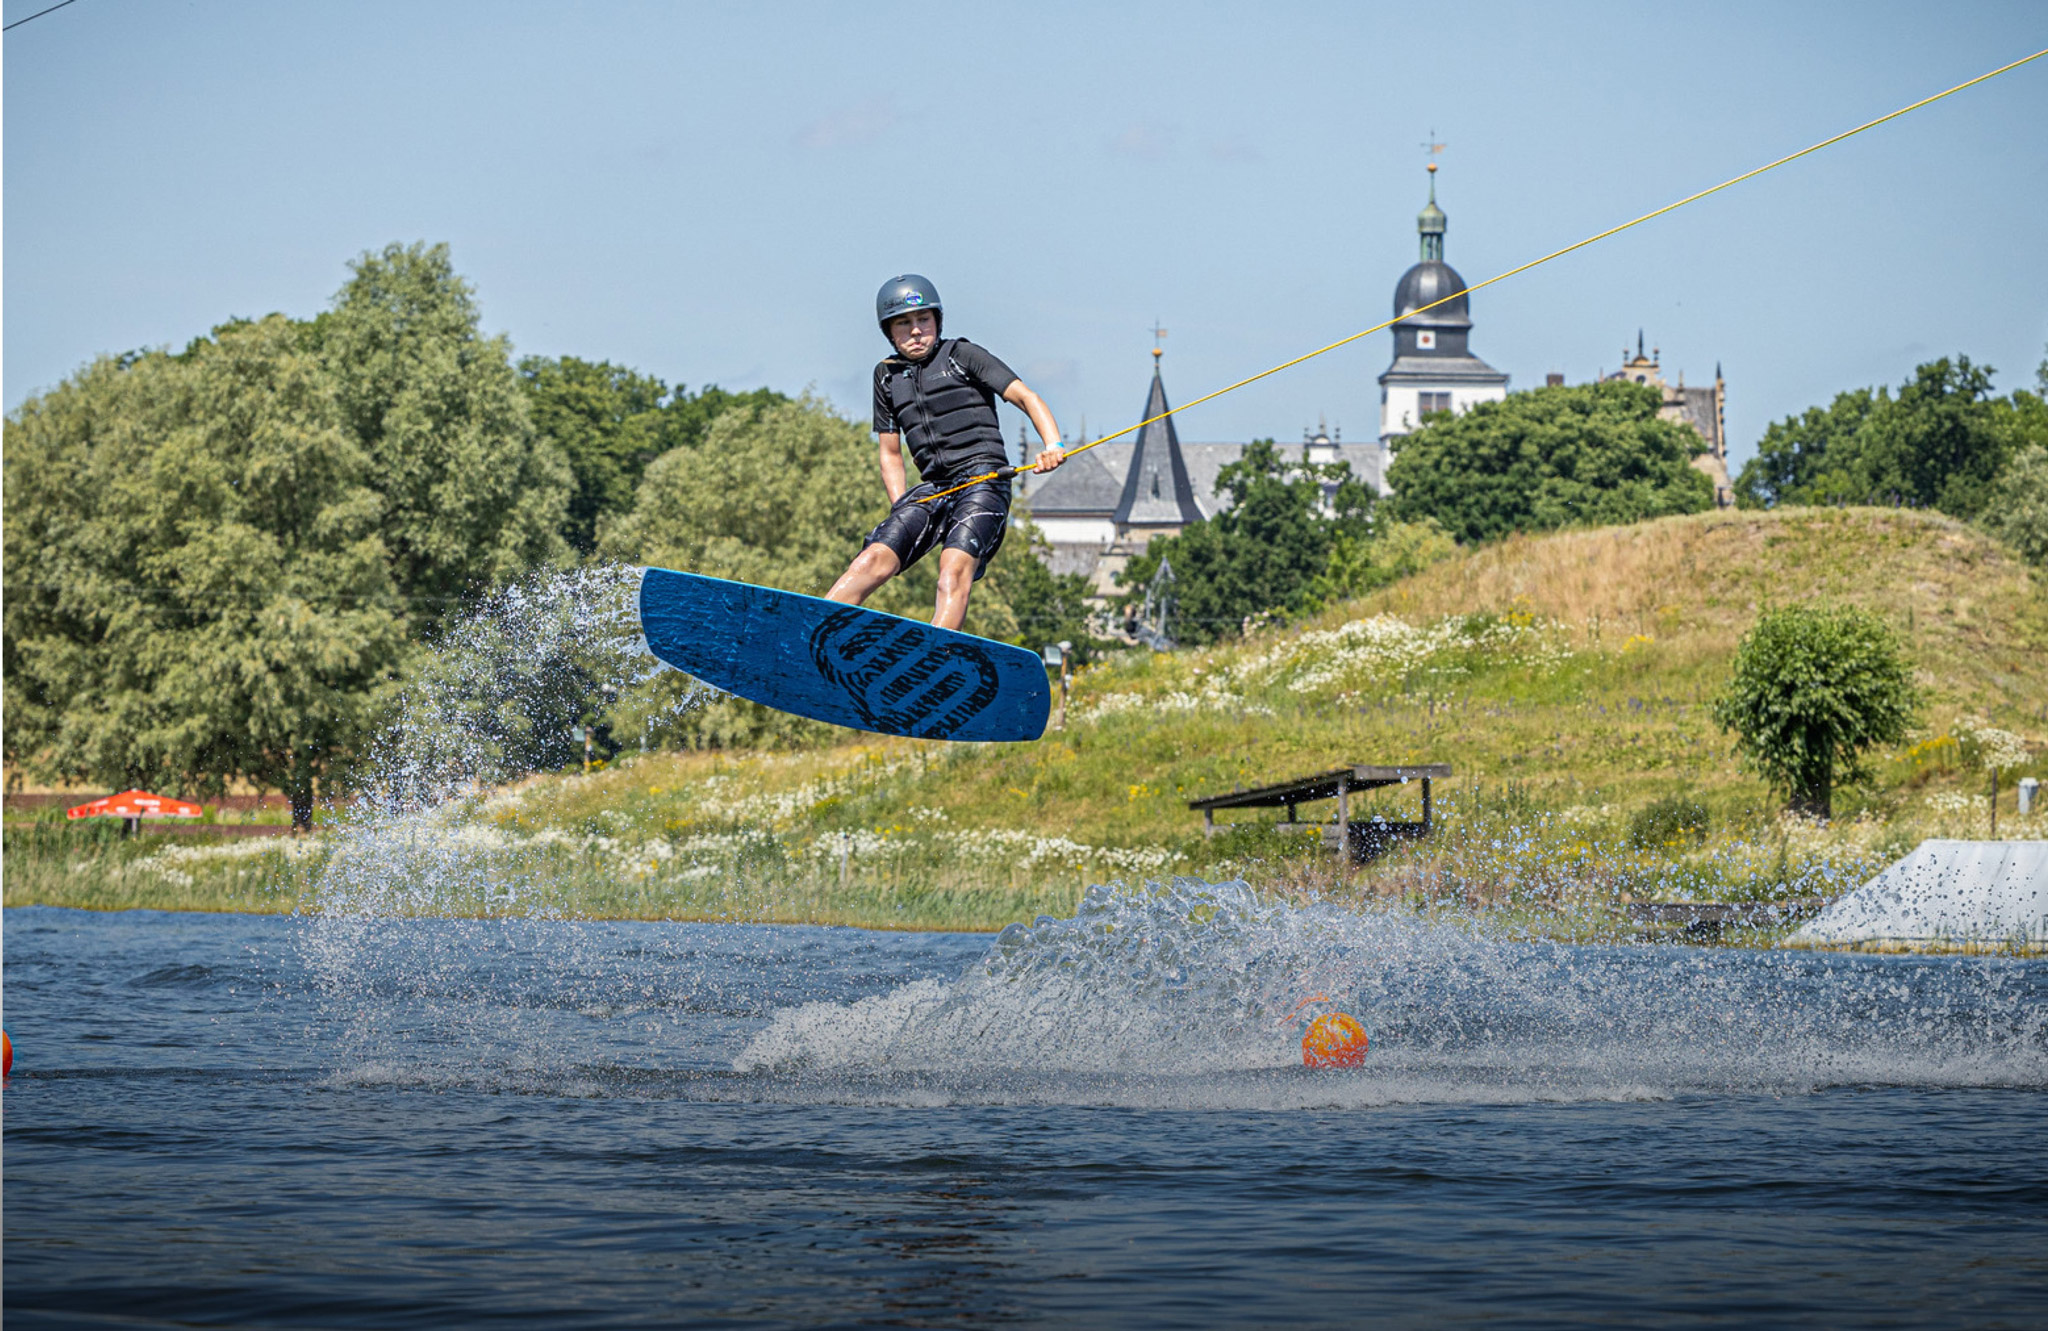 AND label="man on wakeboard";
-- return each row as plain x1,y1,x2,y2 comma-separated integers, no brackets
824,274,1066,631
